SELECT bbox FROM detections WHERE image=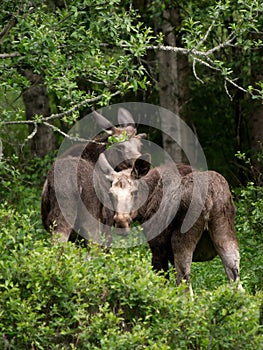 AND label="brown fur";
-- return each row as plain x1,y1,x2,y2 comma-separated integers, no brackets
103,158,240,288
41,156,113,244
41,110,144,243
